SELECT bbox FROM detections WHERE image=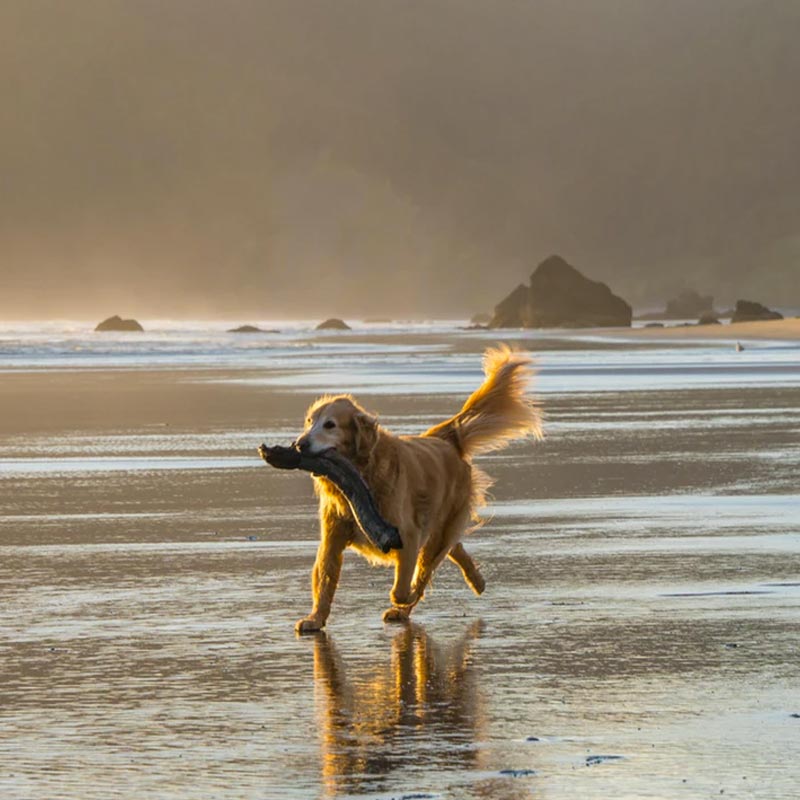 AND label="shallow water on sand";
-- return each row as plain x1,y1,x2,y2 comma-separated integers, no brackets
1,326,799,799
